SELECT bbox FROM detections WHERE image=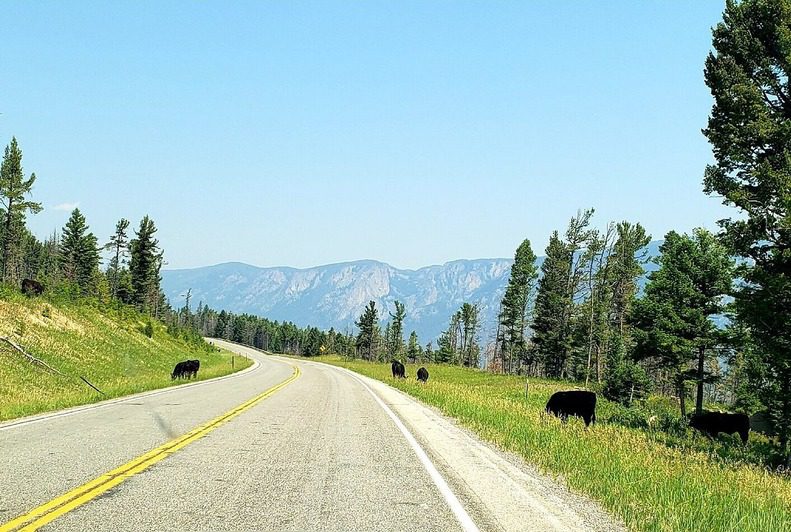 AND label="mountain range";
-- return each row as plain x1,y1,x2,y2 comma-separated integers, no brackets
161,241,662,342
